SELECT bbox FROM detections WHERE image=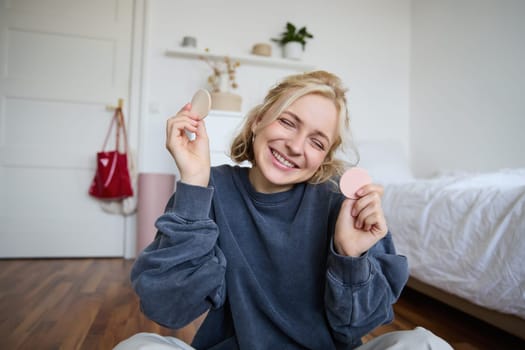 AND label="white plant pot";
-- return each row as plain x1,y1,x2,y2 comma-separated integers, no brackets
283,42,303,60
